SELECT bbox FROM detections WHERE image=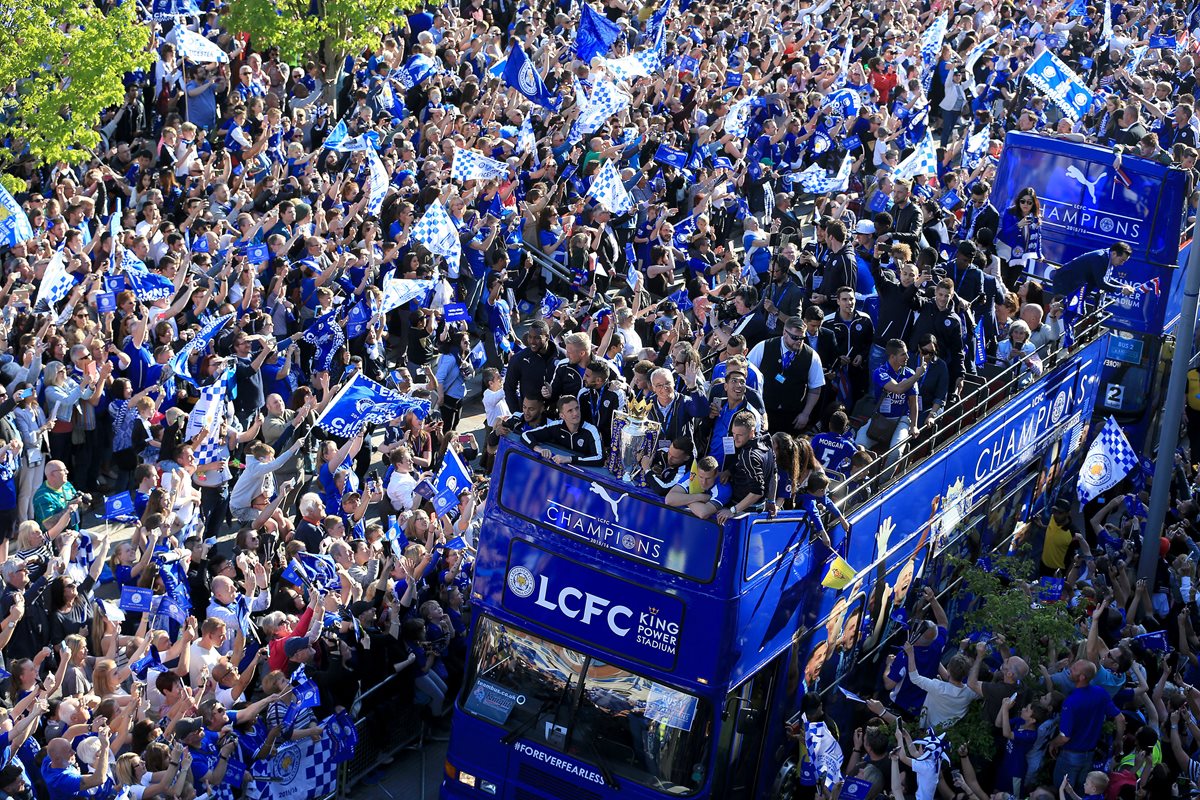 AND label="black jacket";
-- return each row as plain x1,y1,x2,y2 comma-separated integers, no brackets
521,420,605,466
503,342,563,409
870,263,918,345
908,297,965,383
890,201,924,250
956,201,999,242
